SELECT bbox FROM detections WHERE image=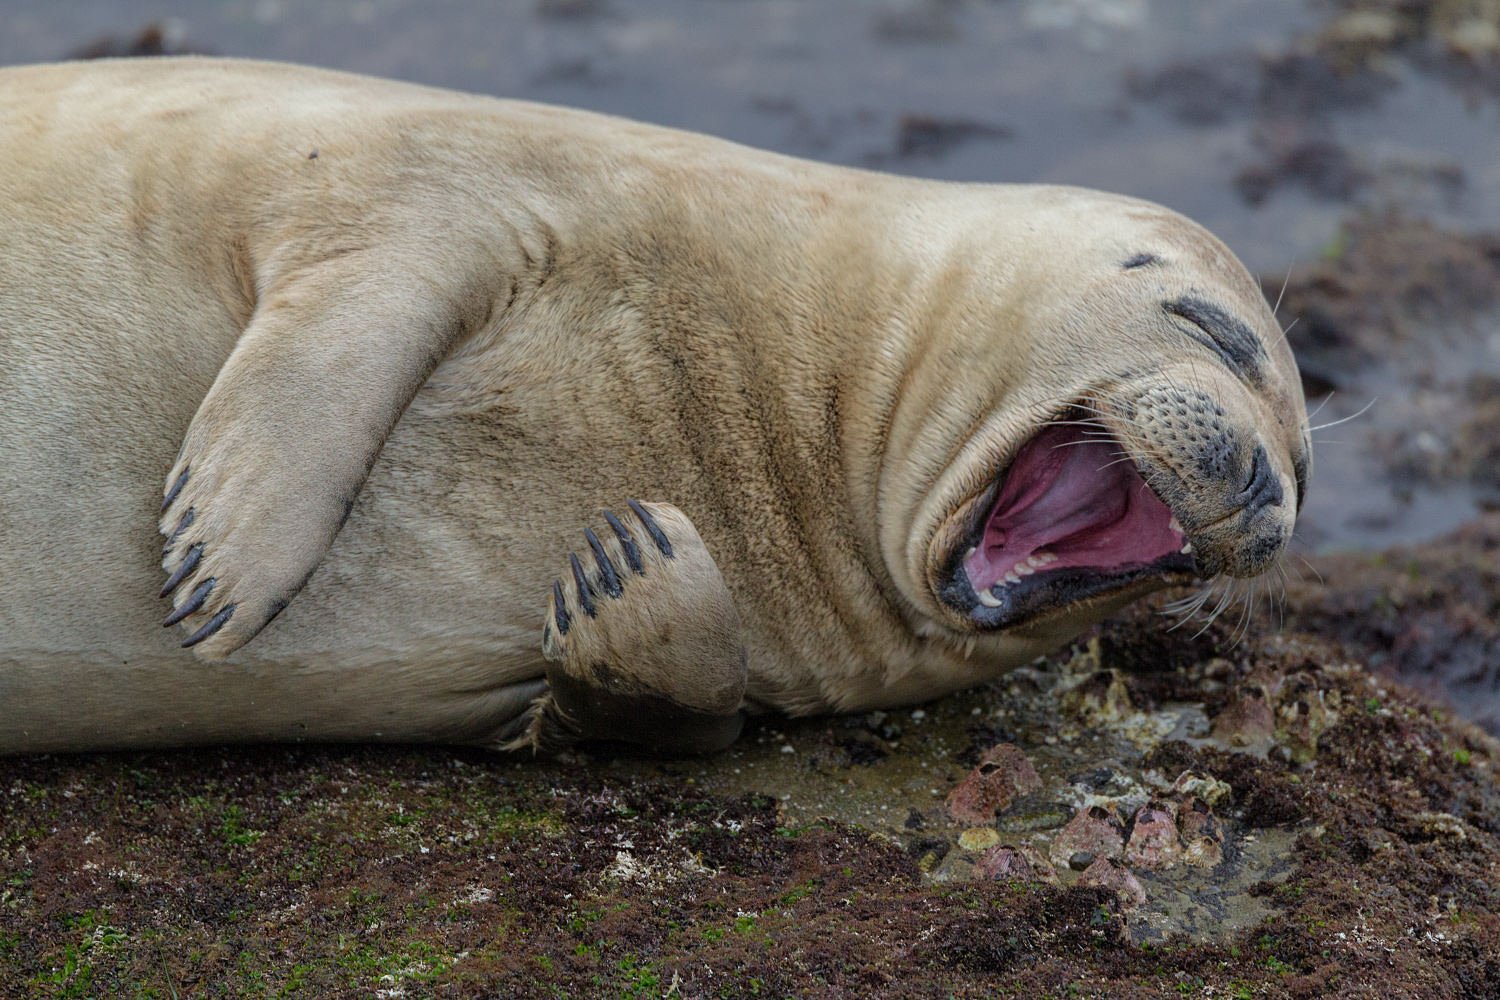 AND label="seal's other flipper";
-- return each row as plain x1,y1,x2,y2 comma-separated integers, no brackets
158,251,485,659
500,501,748,756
